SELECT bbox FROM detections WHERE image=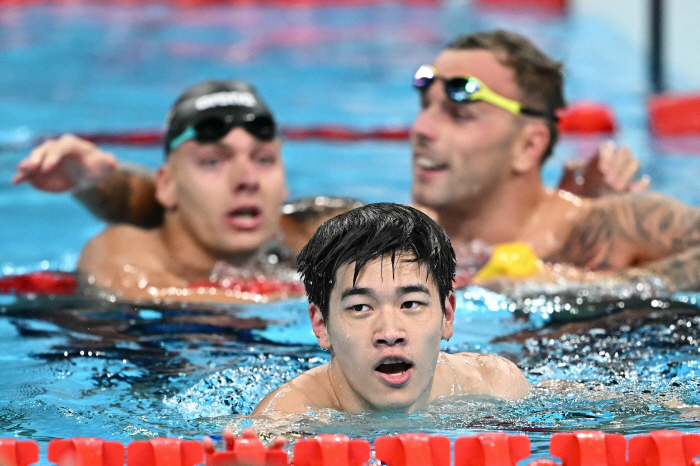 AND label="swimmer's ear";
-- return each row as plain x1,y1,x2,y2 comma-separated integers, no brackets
441,291,456,341
511,120,550,173
309,303,331,350
155,165,177,210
